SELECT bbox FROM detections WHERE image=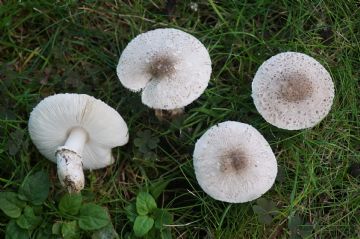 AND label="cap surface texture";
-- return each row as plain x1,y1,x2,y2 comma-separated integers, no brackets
252,52,334,130
117,28,212,110
193,121,277,203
